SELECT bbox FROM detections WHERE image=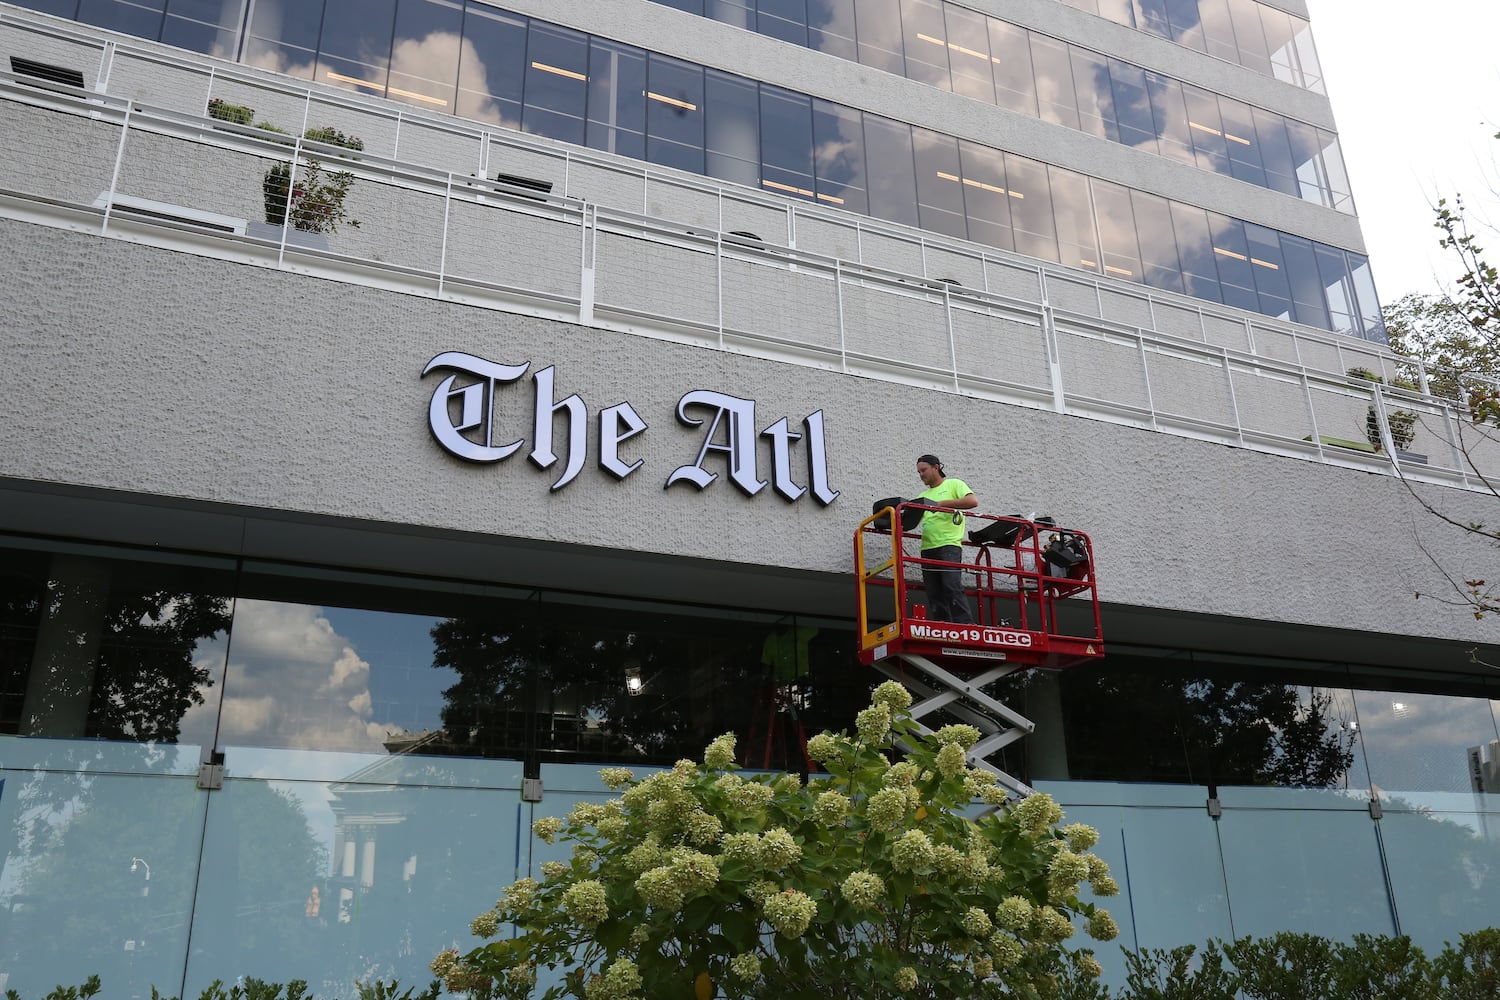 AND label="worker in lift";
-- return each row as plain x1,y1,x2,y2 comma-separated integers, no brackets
915,454,977,624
